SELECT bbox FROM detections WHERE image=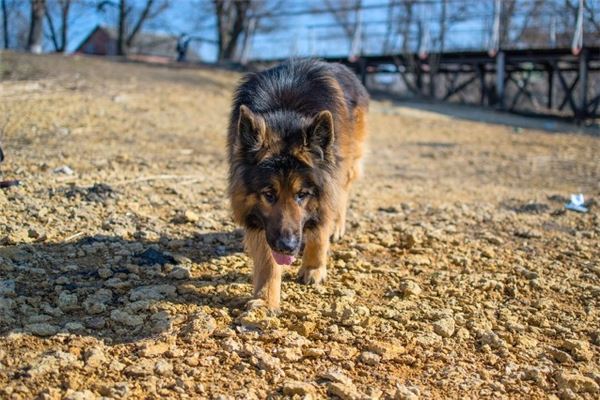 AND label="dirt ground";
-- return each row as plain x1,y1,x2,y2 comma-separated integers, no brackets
0,52,599,400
